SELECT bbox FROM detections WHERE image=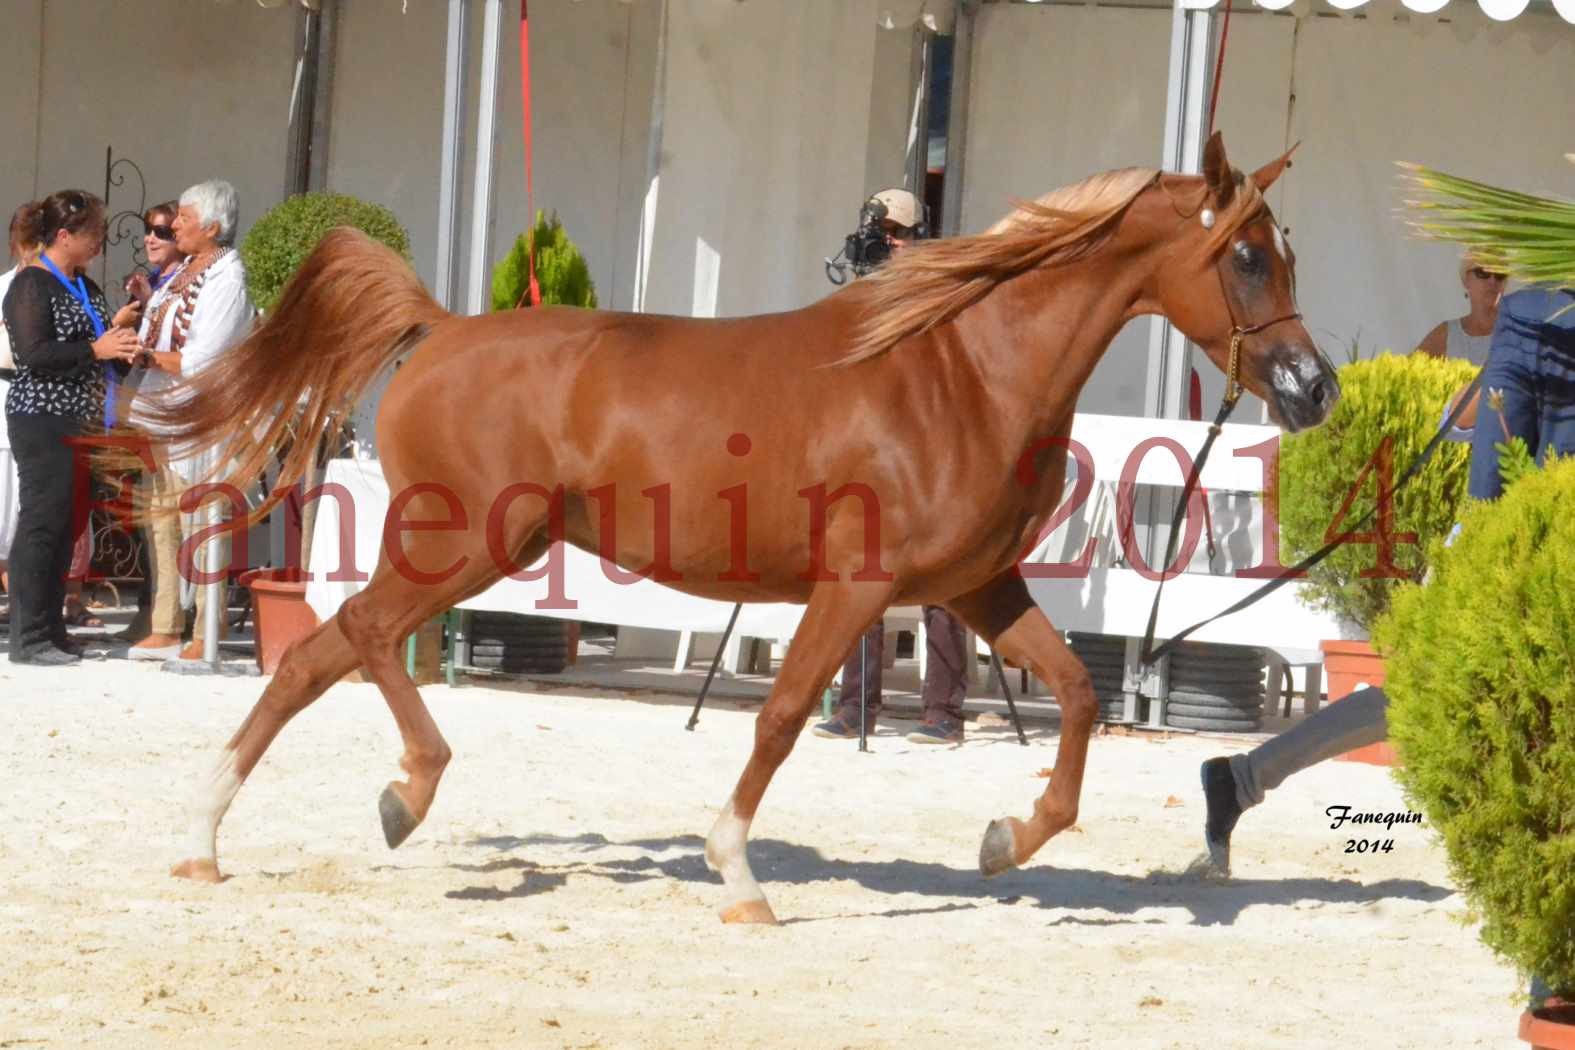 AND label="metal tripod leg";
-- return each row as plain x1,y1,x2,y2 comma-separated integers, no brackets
685,603,743,731
858,633,869,753
990,651,1029,746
